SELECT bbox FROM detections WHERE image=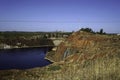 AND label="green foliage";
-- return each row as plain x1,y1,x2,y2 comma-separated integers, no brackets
48,65,61,71
80,28,94,33
99,28,103,34
96,28,106,34
80,28,106,34
0,31,71,47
